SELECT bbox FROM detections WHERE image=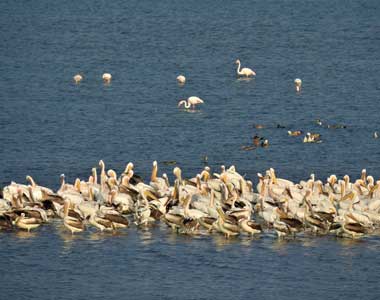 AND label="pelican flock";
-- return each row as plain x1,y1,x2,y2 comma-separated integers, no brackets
1,161,380,239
